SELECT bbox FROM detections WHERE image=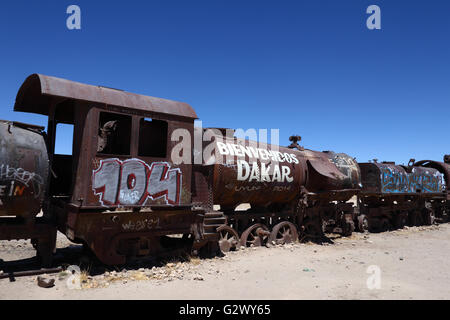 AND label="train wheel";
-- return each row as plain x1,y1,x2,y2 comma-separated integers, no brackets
302,218,323,241
394,213,407,229
342,220,355,237
357,215,369,233
423,208,435,226
217,225,240,252
240,223,269,247
380,218,391,232
268,221,299,245
409,210,423,226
